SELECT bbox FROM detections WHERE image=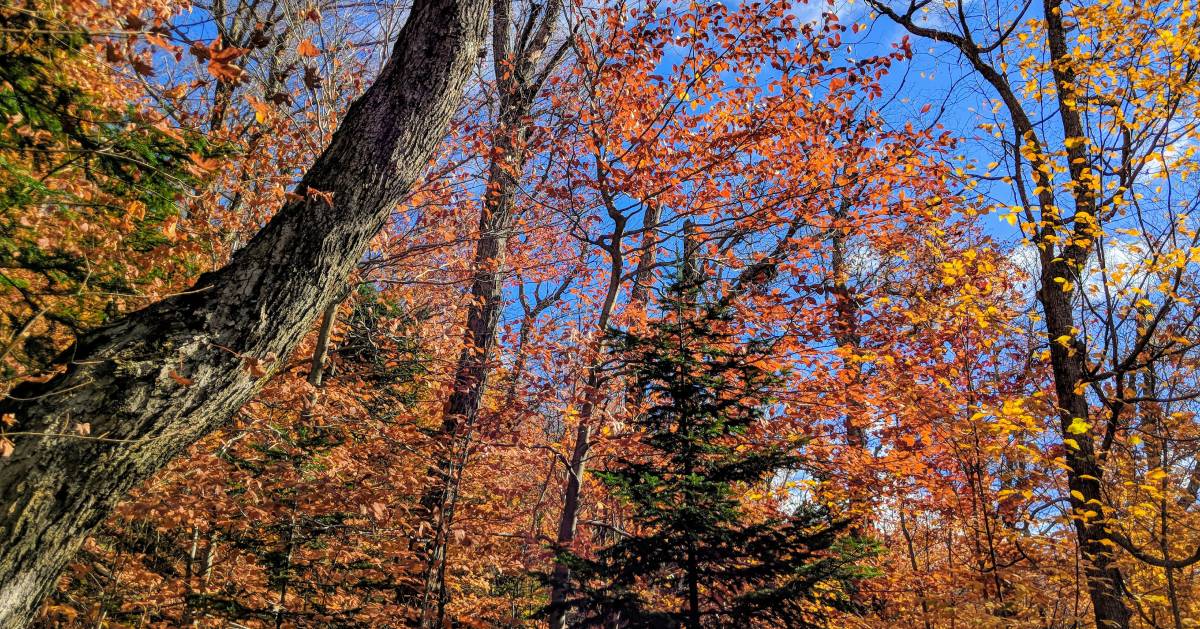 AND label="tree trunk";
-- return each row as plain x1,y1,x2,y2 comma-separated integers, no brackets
1039,269,1130,628
1039,1,1129,623
307,293,343,388
0,0,488,624
546,198,631,629
416,0,565,621
547,418,592,629
863,2,1132,622
828,195,870,535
